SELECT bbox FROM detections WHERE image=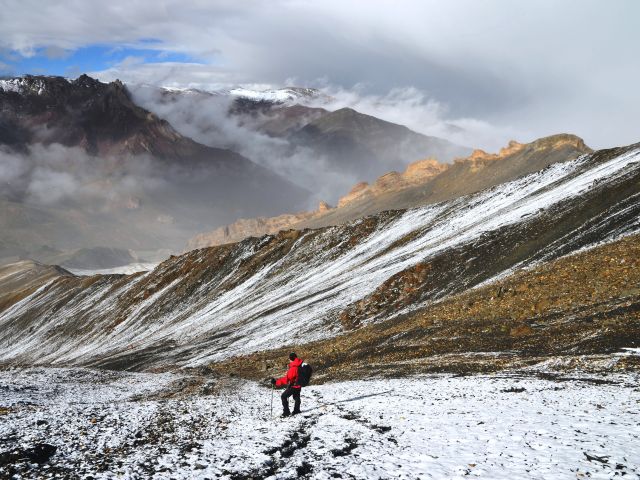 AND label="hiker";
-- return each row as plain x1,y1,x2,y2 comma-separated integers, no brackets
271,352,303,417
